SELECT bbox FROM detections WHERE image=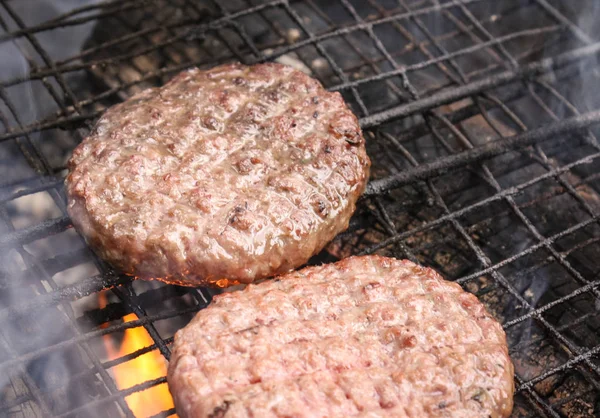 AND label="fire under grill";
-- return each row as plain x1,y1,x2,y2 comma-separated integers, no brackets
1,0,600,416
